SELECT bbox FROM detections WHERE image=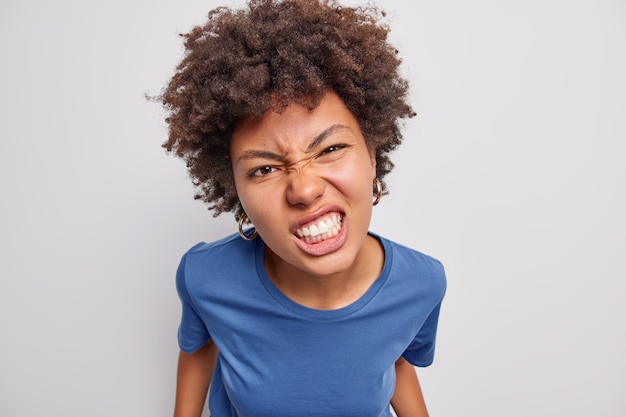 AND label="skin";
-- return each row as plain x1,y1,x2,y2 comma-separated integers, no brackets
392,357,430,417
174,341,218,417
230,91,382,309
174,91,429,416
